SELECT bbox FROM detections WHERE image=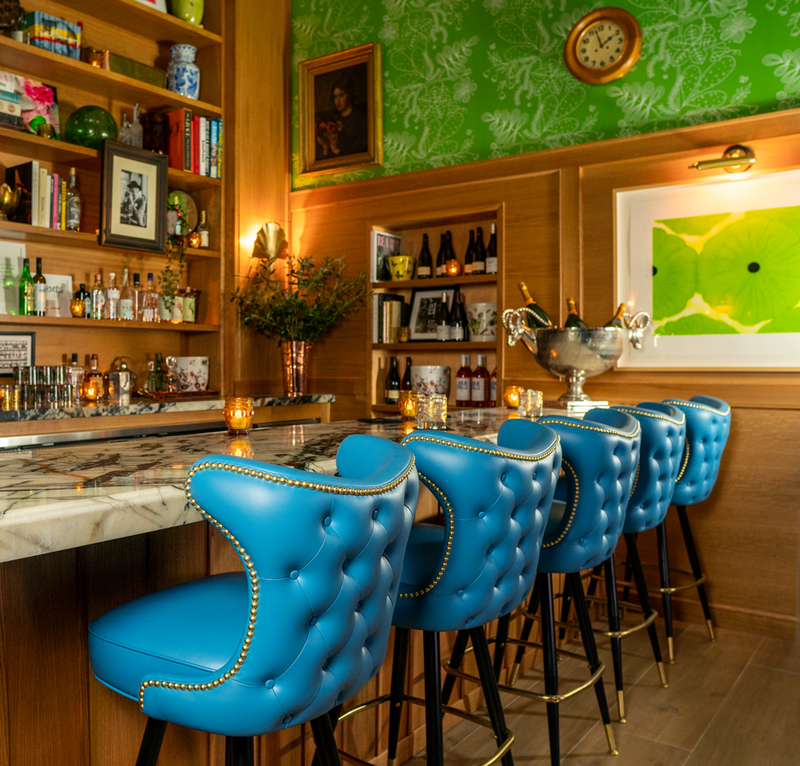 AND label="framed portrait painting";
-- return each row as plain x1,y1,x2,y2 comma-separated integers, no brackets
100,141,167,253
409,286,456,341
299,43,383,176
